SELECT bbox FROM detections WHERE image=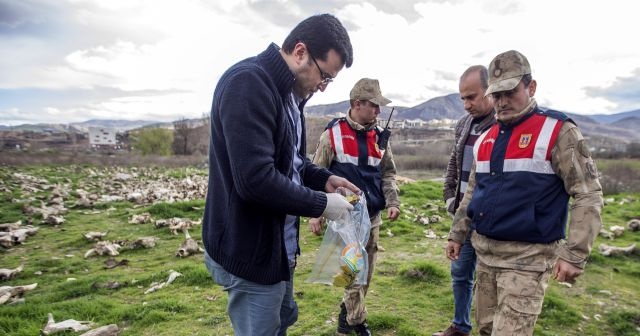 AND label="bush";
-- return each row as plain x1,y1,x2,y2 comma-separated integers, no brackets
132,128,174,156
